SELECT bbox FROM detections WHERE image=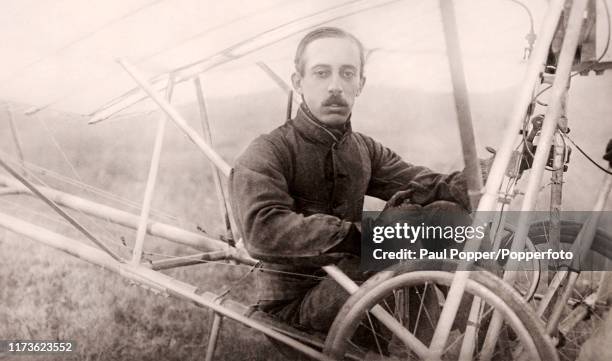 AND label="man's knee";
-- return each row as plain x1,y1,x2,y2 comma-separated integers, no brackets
298,278,351,332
